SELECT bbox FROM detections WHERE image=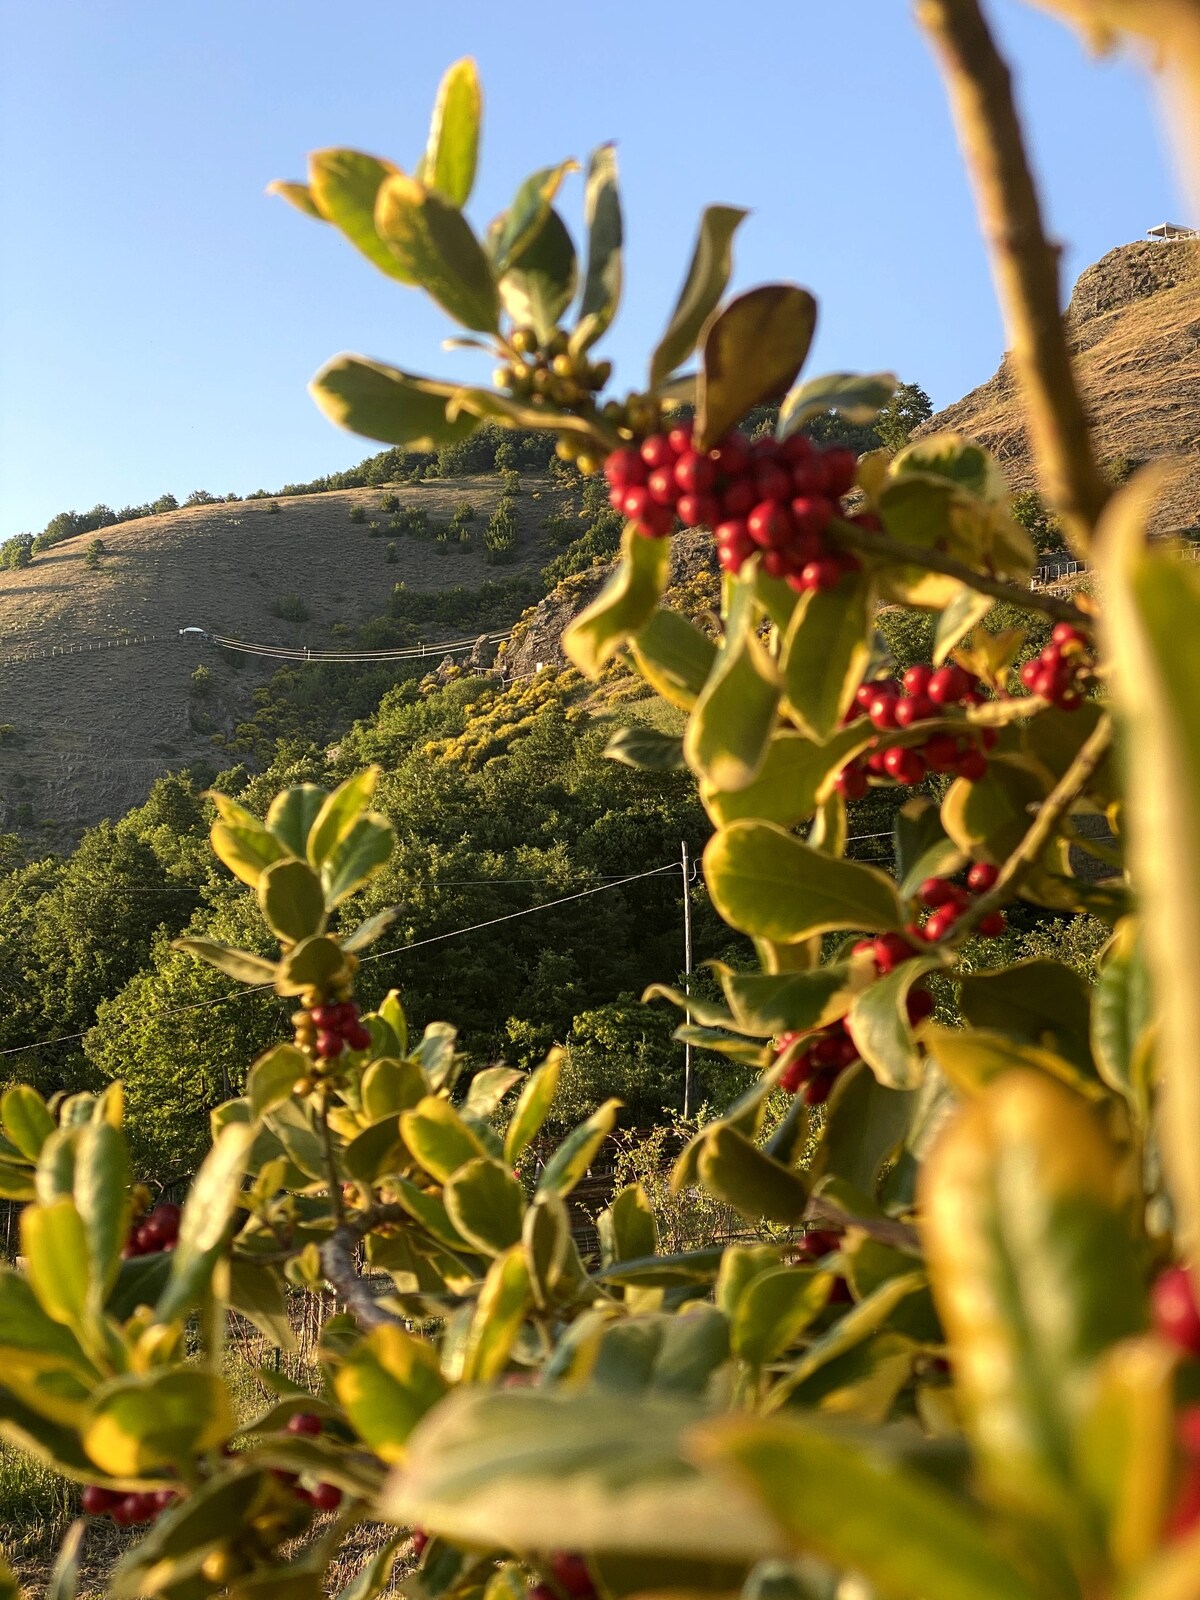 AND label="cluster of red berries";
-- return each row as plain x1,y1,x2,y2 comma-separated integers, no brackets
529,1553,597,1600
124,1201,181,1259
309,1001,372,1061
837,665,994,797
915,863,1006,941
1018,622,1092,710
82,1484,177,1526
273,1412,344,1512
603,425,863,592
1150,1268,1200,1539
